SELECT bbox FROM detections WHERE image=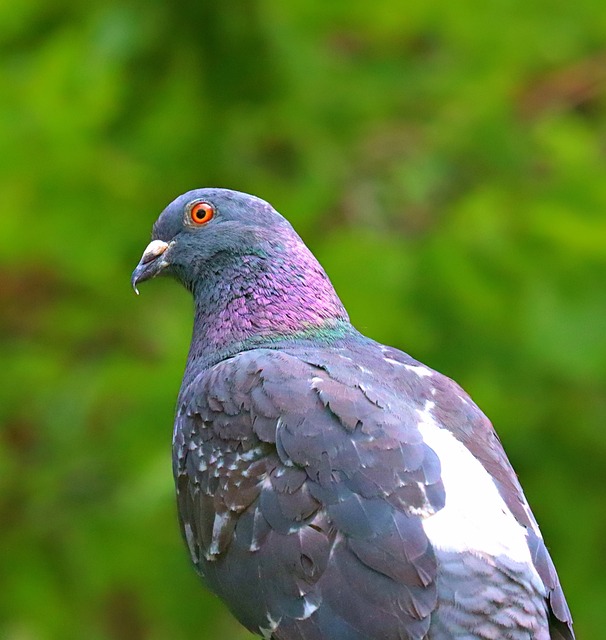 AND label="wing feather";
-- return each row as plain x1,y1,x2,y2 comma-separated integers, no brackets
174,348,441,639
